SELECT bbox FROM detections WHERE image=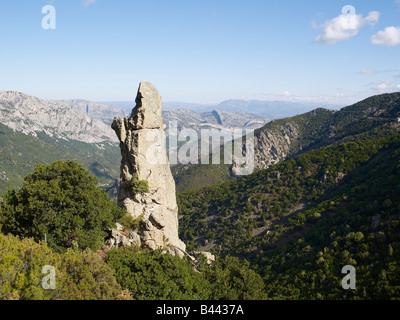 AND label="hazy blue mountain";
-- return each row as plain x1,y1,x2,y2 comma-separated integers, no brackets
107,100,342,119
216,100,342,119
